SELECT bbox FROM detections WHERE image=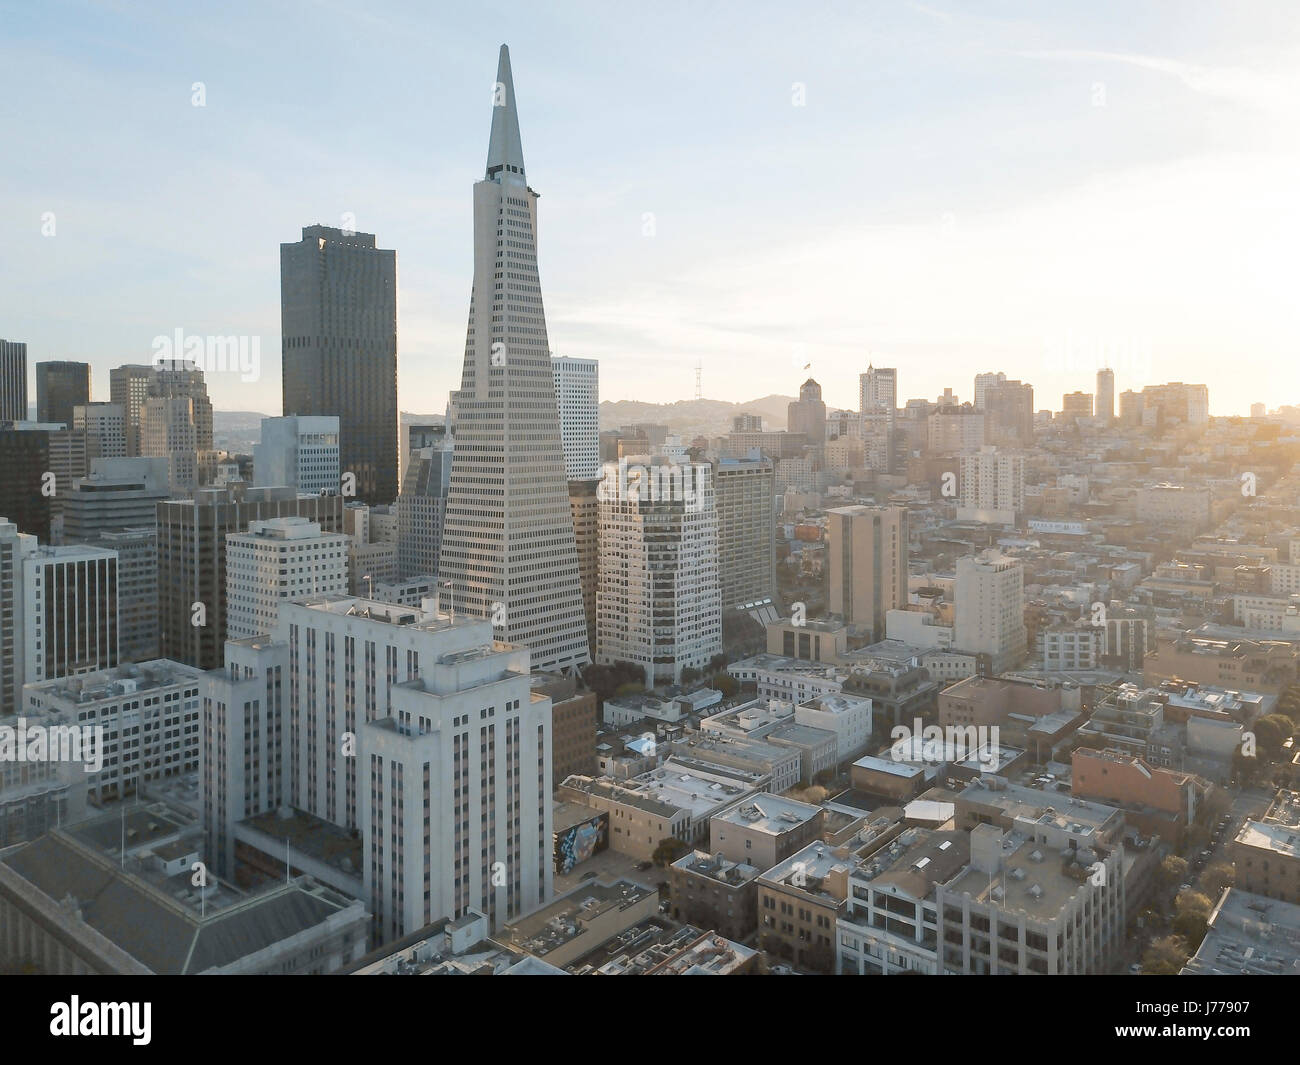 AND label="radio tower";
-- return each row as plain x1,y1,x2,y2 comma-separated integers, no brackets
694,358,702,401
